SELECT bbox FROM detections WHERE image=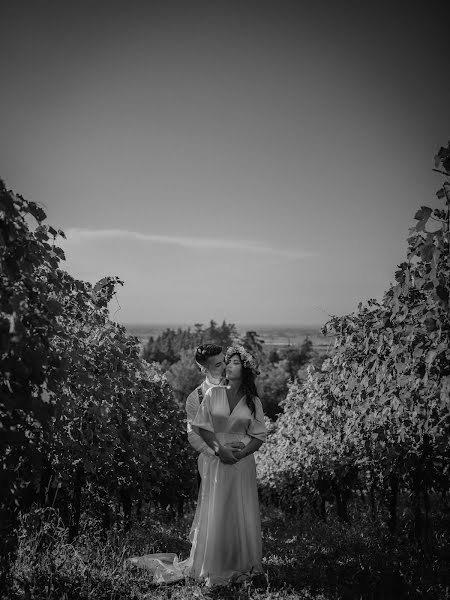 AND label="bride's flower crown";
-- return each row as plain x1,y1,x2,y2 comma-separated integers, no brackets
225,345,260,376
